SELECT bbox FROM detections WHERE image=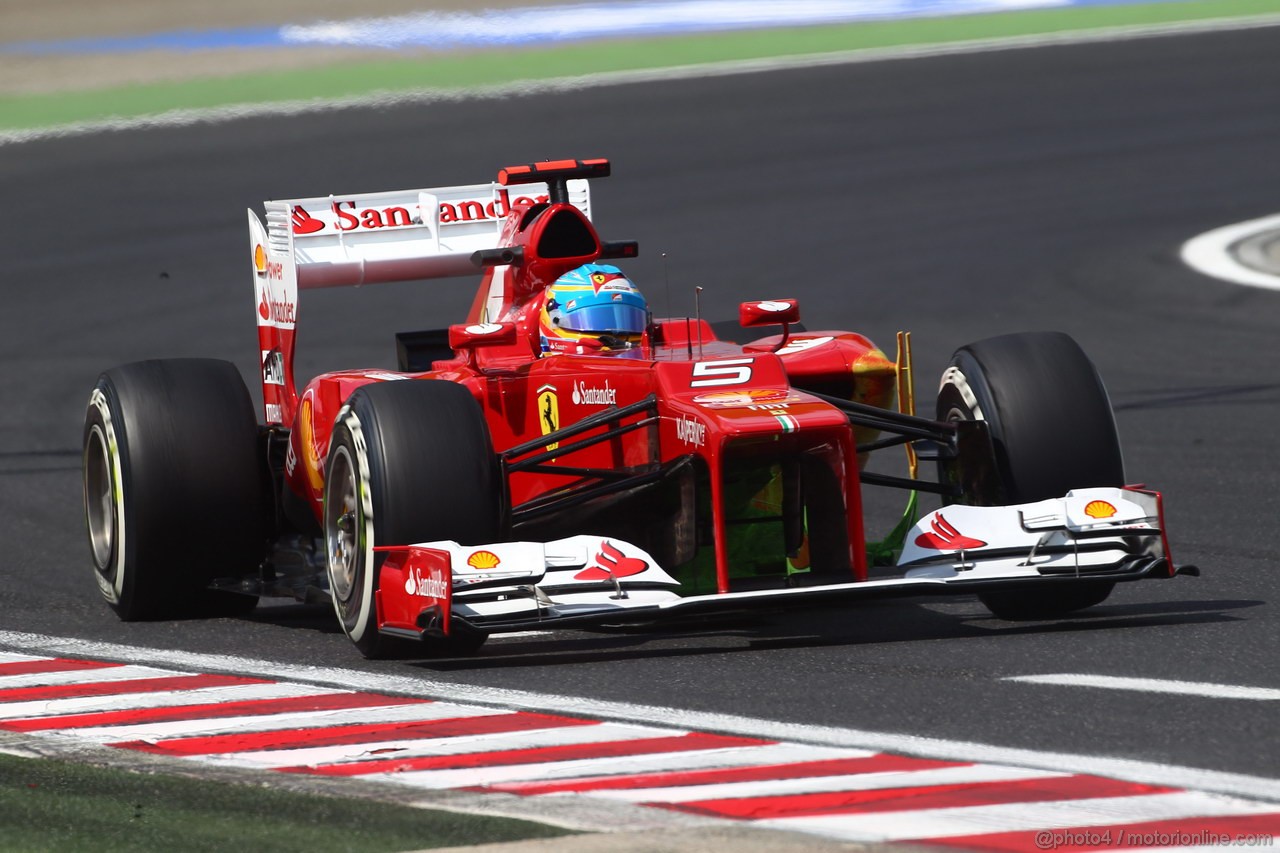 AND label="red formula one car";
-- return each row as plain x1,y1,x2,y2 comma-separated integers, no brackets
82,159,1197,657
